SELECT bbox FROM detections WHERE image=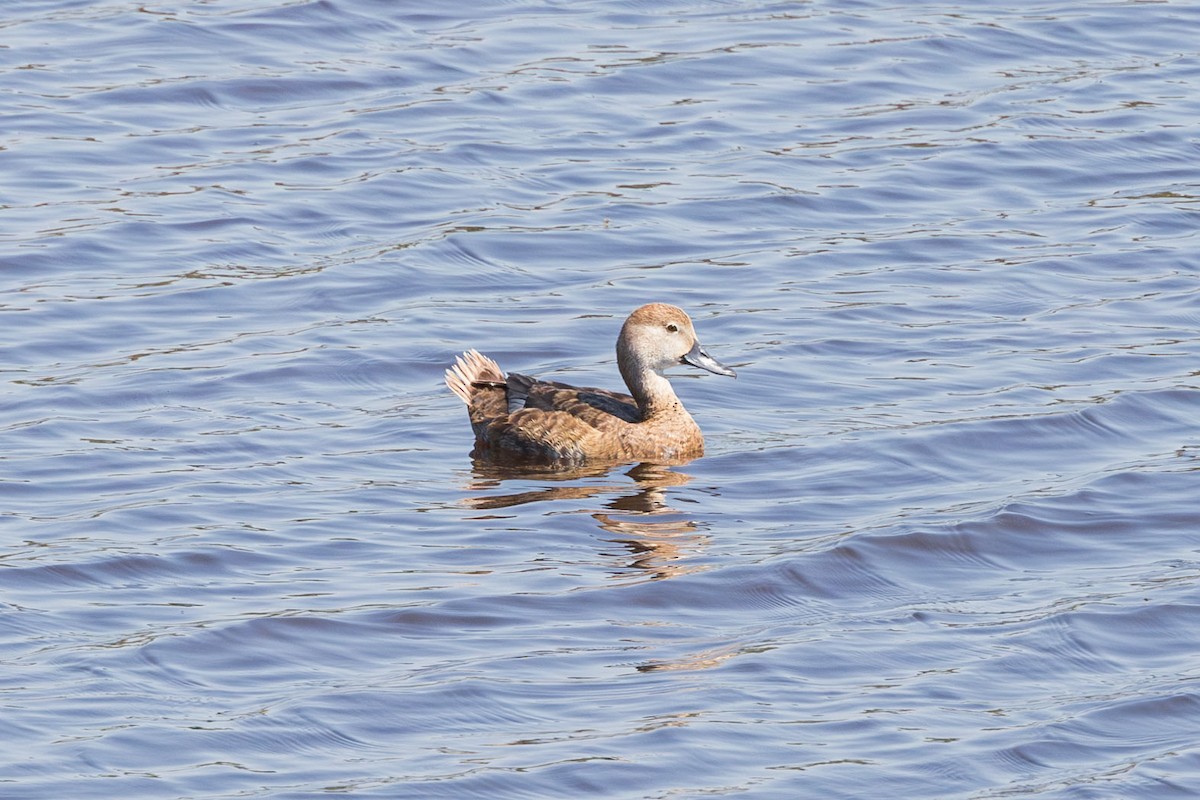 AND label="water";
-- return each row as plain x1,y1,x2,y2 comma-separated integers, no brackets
2,1,1199,797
